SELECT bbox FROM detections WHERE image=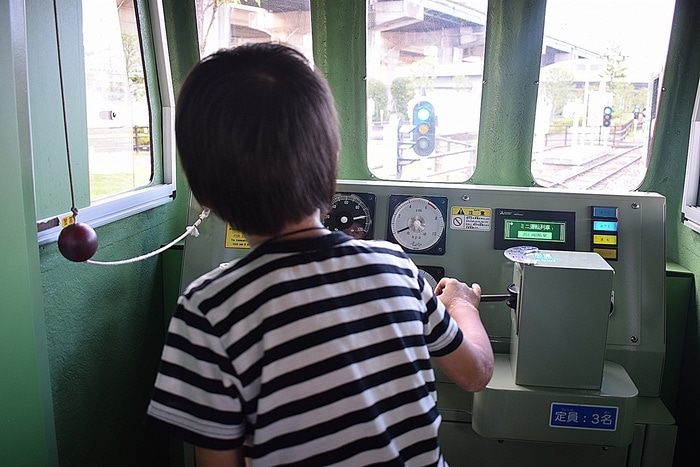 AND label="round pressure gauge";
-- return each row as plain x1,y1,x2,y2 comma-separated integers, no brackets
324,193,374,239
417,266,444,290
390,196,446,252
419,268,439,290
